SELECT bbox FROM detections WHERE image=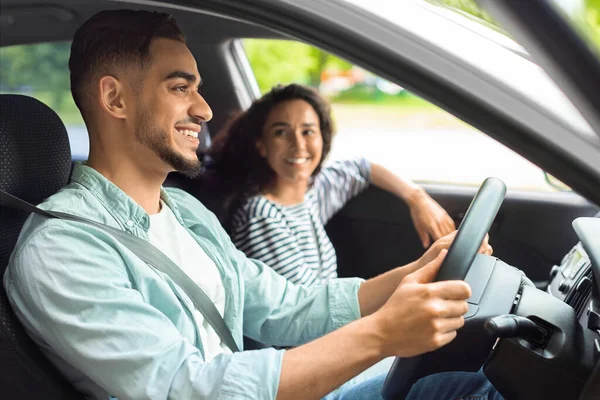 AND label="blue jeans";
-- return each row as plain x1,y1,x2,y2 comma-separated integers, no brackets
323,365,504,400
